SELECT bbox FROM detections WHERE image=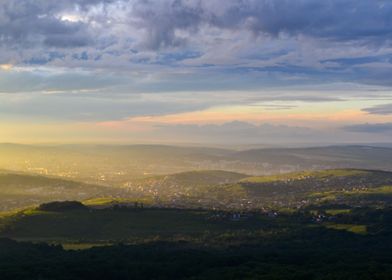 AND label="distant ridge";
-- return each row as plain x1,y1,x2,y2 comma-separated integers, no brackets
2,144,392,185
